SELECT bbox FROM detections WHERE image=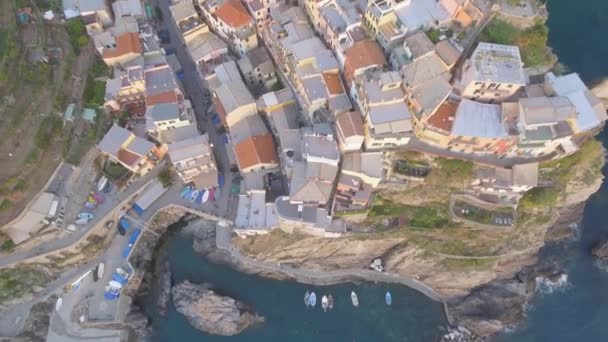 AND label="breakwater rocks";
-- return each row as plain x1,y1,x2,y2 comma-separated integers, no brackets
172,281,264,336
